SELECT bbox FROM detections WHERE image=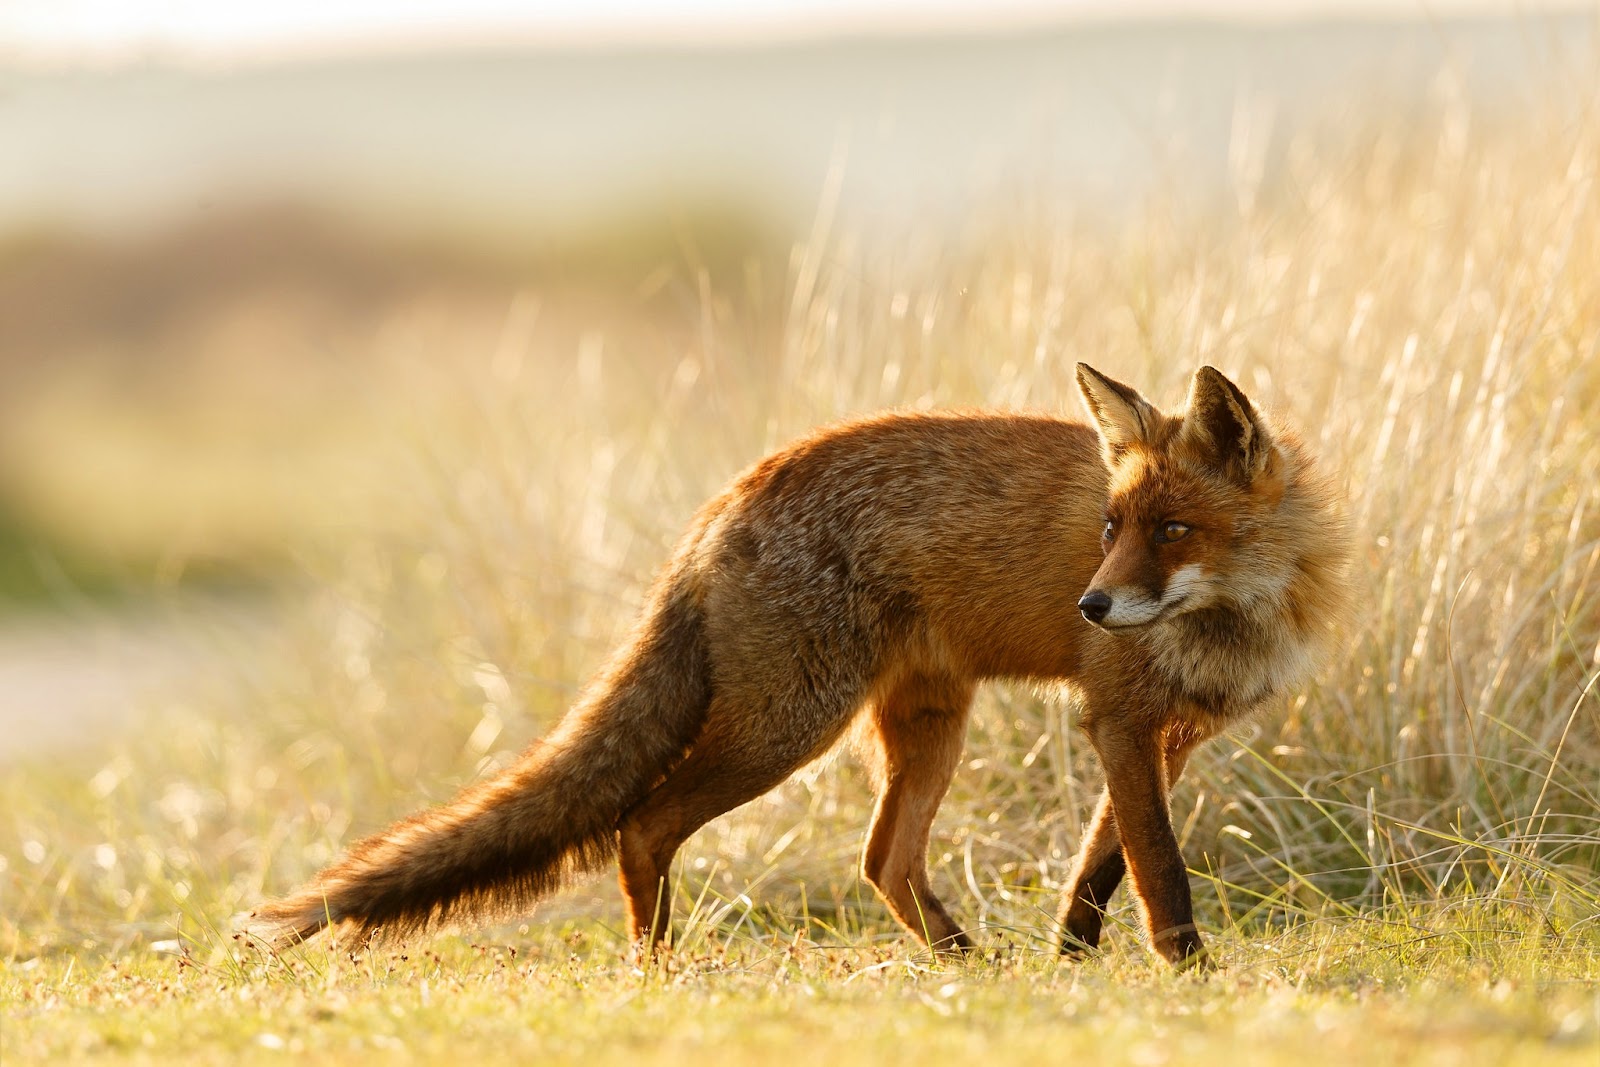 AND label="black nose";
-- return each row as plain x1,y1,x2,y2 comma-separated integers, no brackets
1078,591,1112,625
